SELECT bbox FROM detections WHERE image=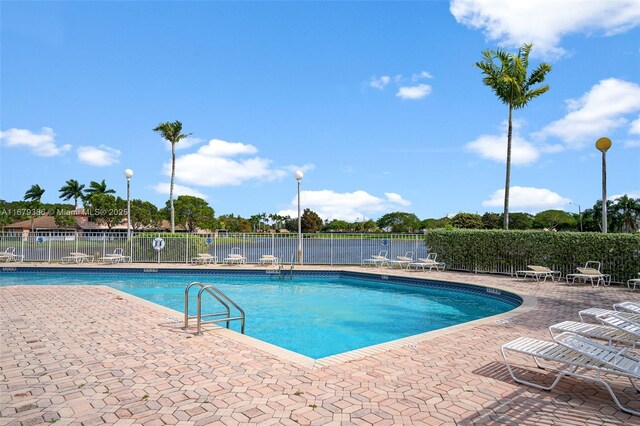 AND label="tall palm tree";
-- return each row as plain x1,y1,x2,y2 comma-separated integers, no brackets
59,179,85,209
613,195,640,232
475,43,552,229
83,179,115,201
153,120,191,233
24,184,46,231
24,184,46,203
